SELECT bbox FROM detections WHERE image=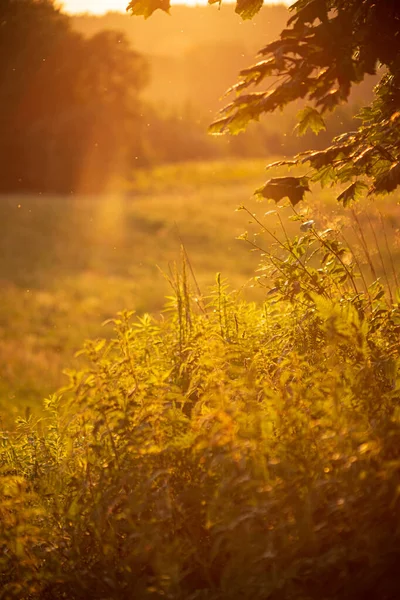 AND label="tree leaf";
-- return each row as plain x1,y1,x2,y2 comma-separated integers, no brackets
235,0,264,20
127,0,170,18
371,162,400,194
255,176,310,206
288,0,328,27
316,89,342,113
208,112,252,135
352,146,377,168
296,106,326,136
337,181,368,206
